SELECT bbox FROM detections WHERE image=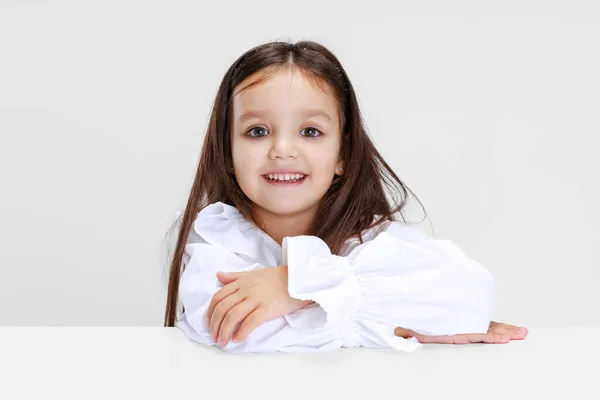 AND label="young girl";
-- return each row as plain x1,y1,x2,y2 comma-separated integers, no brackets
164,40,528,353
